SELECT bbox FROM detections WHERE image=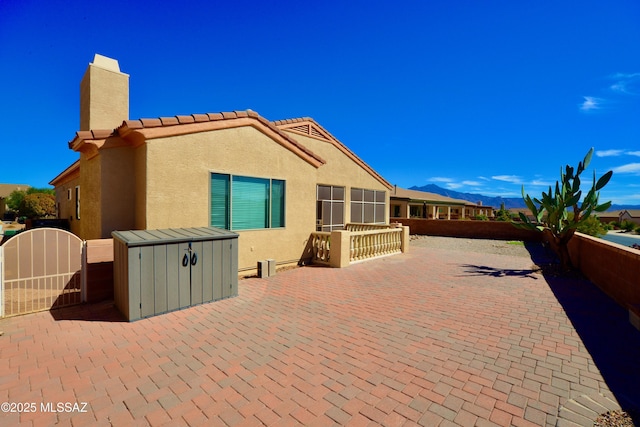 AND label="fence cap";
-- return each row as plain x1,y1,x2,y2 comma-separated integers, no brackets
112,227,238,247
